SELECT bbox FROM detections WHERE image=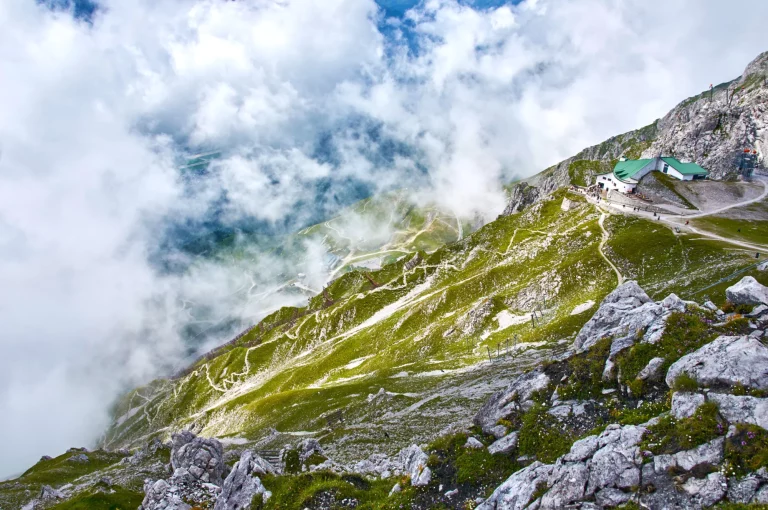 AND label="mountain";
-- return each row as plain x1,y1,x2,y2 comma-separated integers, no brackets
2,52,768,510
530,51,768,194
